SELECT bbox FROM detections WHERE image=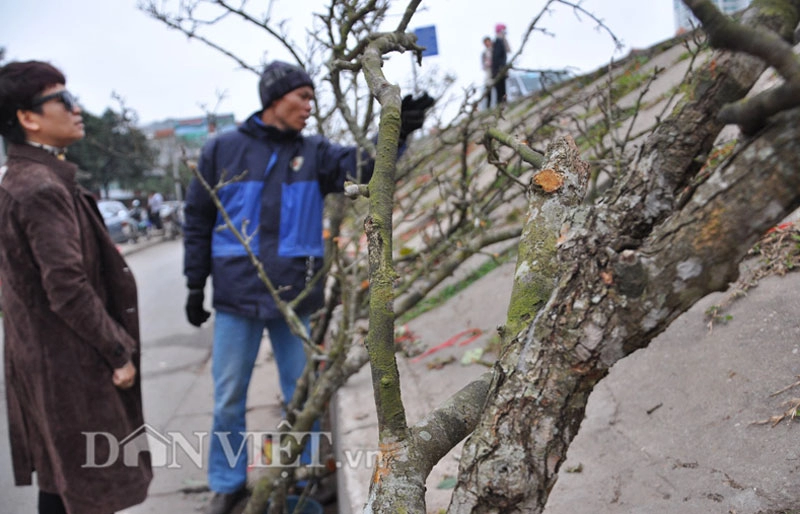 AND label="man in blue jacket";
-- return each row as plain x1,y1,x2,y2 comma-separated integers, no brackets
183,61,432,514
